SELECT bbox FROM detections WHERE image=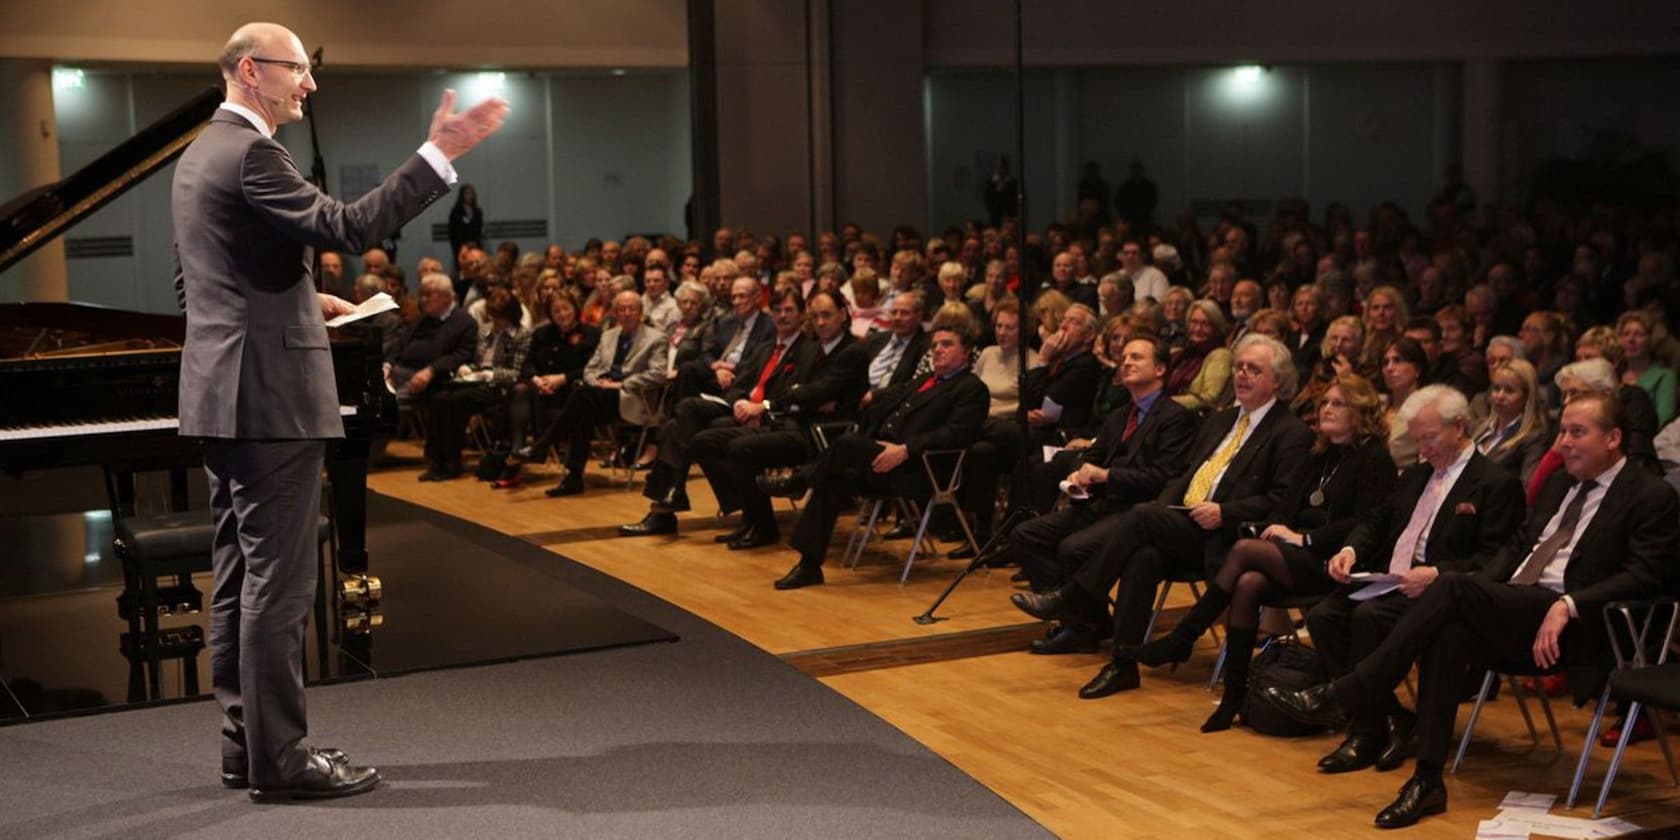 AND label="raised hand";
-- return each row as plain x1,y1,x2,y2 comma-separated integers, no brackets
428,89,510,161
